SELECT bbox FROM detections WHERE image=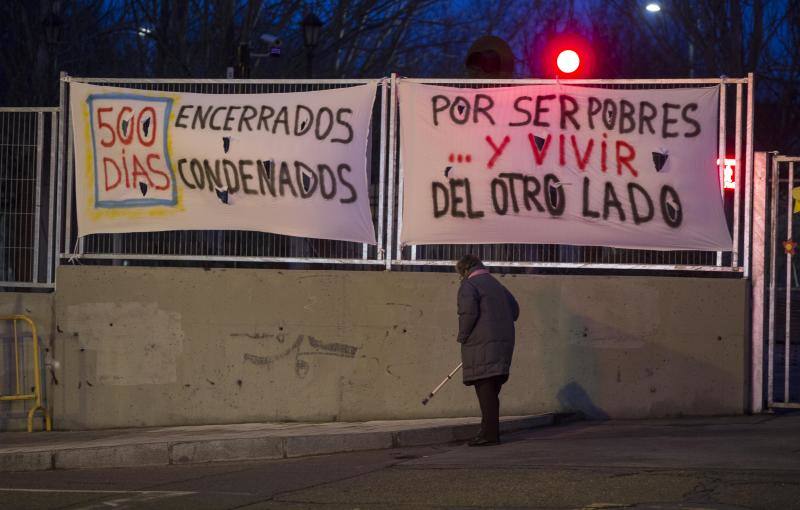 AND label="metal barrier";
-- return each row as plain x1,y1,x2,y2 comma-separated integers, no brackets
0,108,59,288
0,315,52,431
52,74,753,274
765,155,800,409
388,75,755,273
